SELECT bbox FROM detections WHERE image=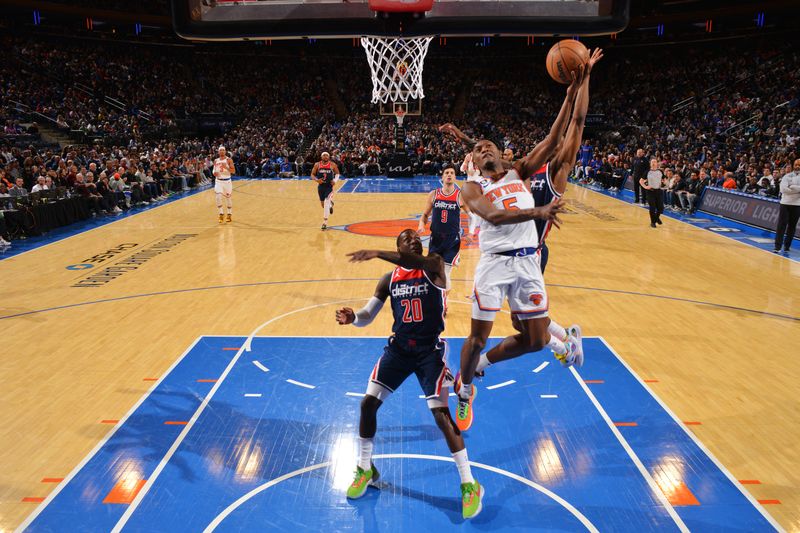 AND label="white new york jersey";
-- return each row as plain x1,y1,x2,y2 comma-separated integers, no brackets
214,157,231,179
472,168,539,253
